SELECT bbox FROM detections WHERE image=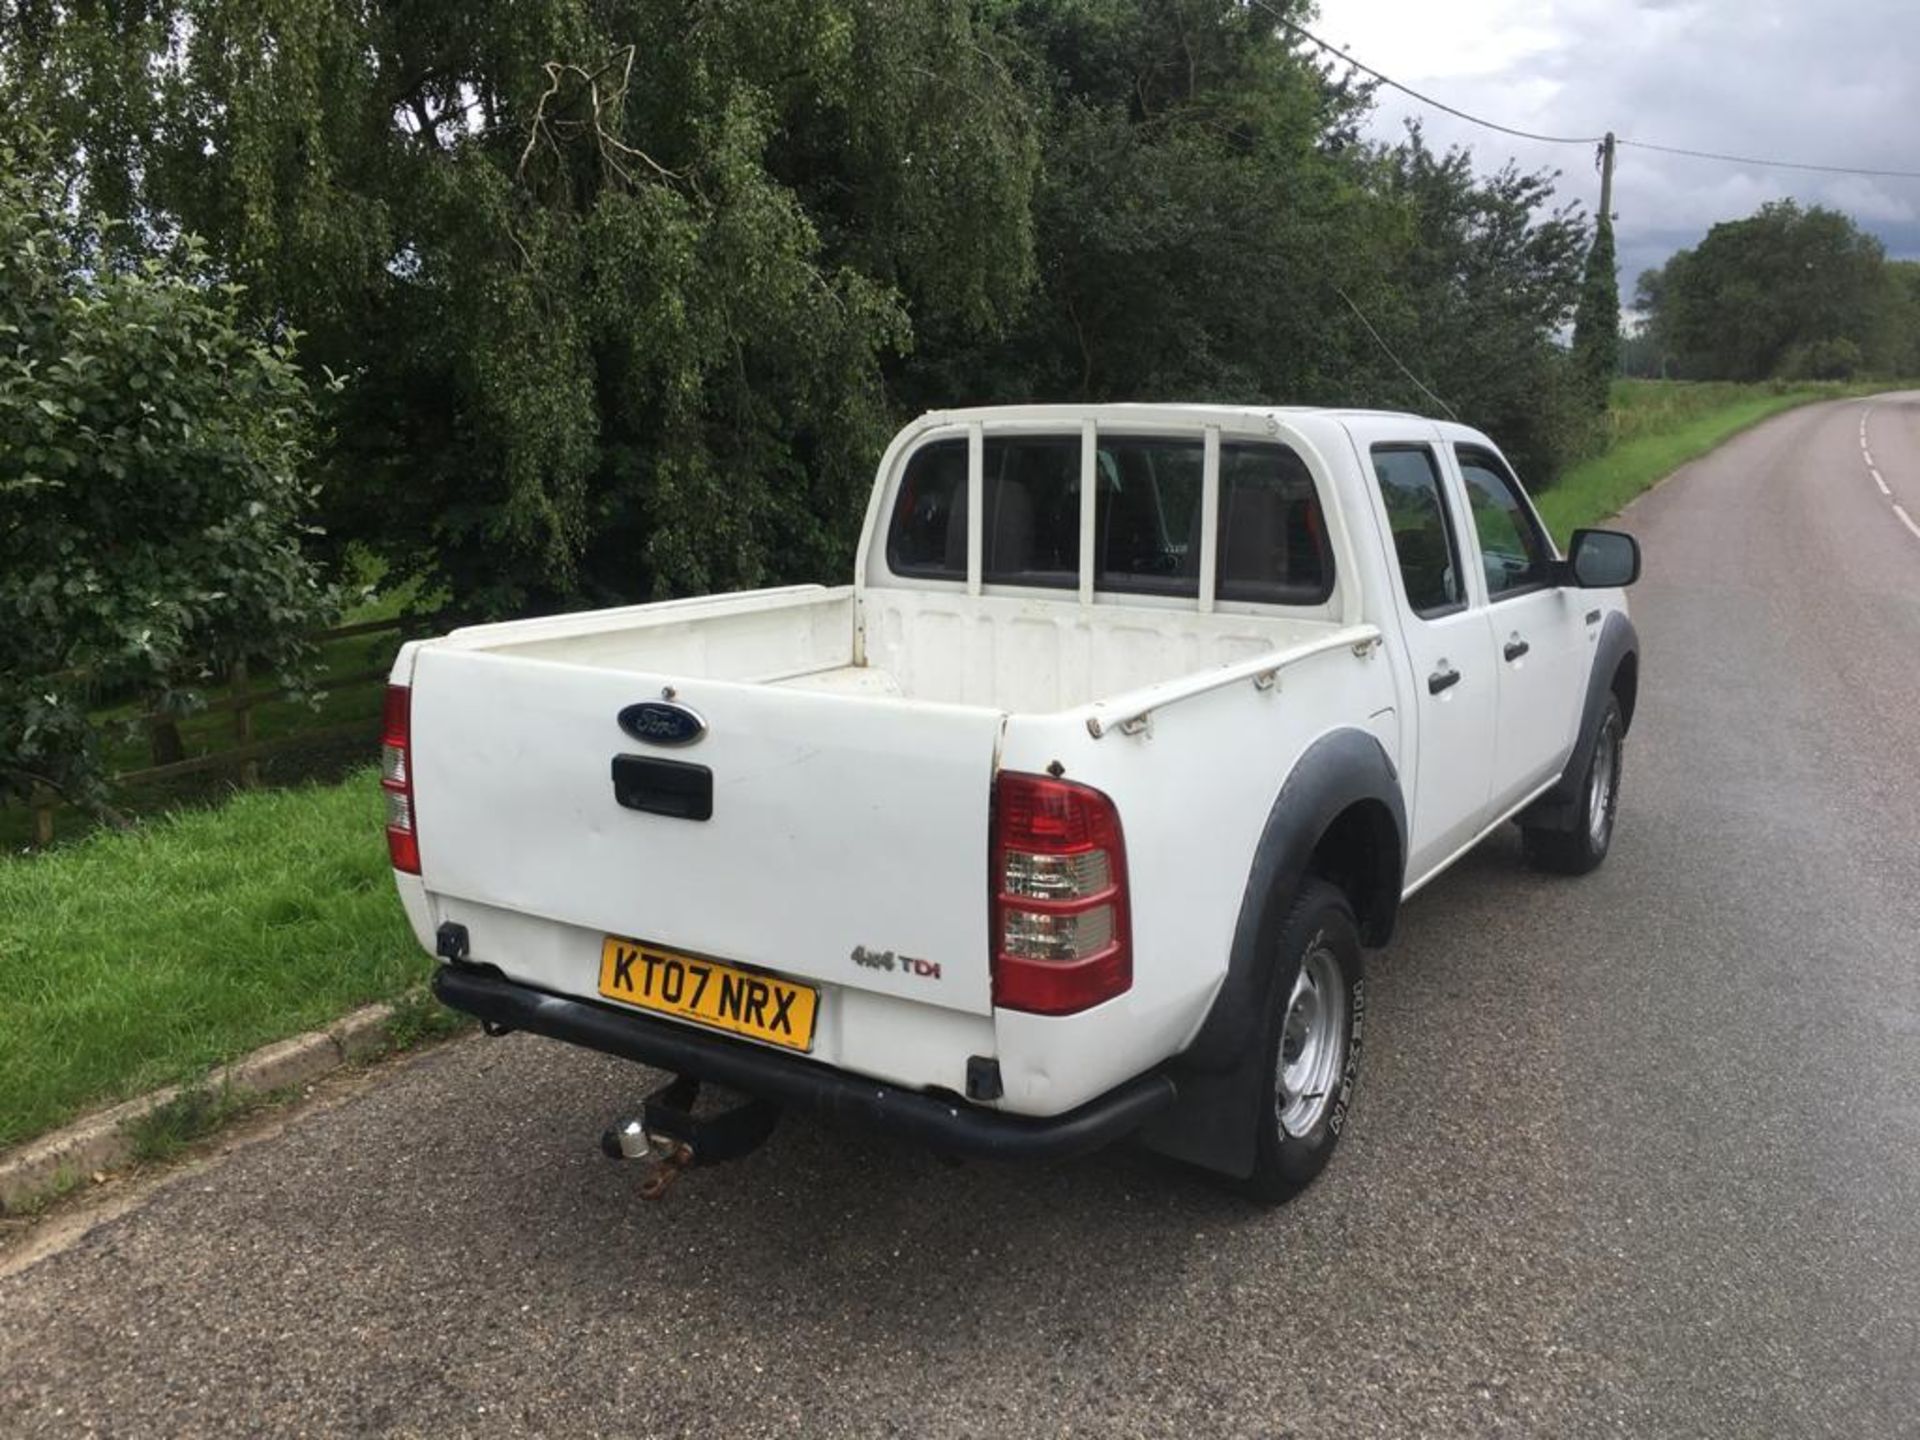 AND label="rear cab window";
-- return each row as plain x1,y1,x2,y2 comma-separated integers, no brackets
887,438,969,579
884,428,1334,606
